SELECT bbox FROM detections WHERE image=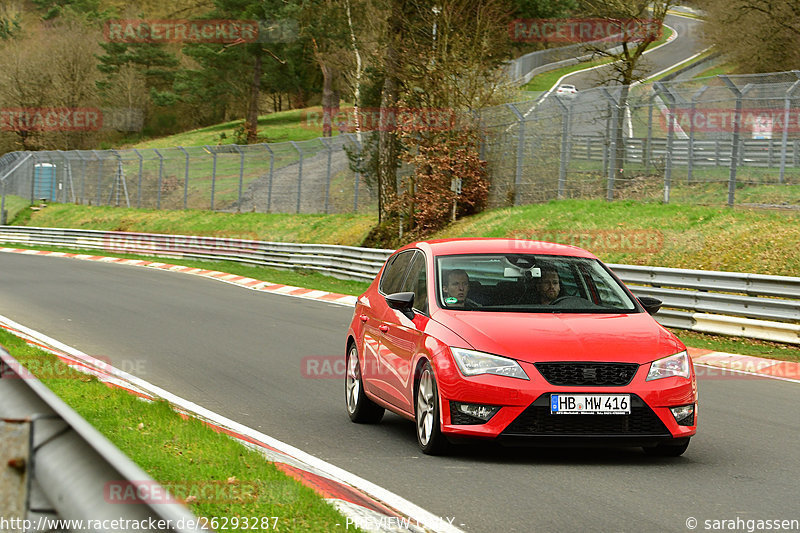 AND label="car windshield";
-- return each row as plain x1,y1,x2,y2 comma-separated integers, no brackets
436,254,638,313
